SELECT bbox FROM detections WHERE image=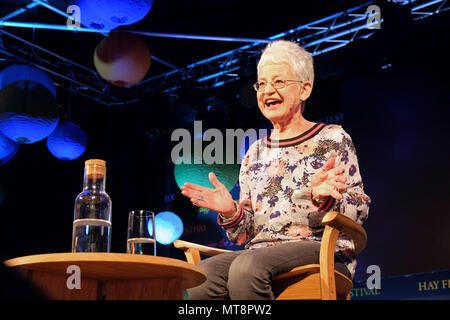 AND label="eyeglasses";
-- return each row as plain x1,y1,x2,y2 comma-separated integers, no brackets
253,79,303,92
